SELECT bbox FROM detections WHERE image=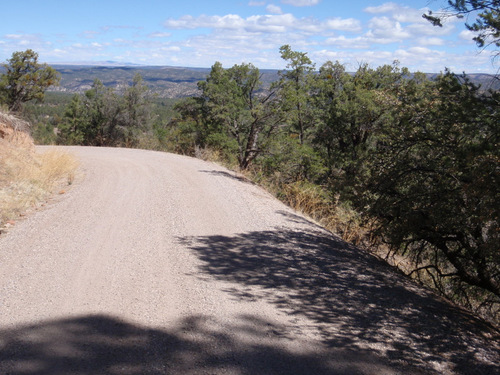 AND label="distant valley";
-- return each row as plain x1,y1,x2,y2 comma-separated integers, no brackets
50,65,280,98
49,65,499,98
